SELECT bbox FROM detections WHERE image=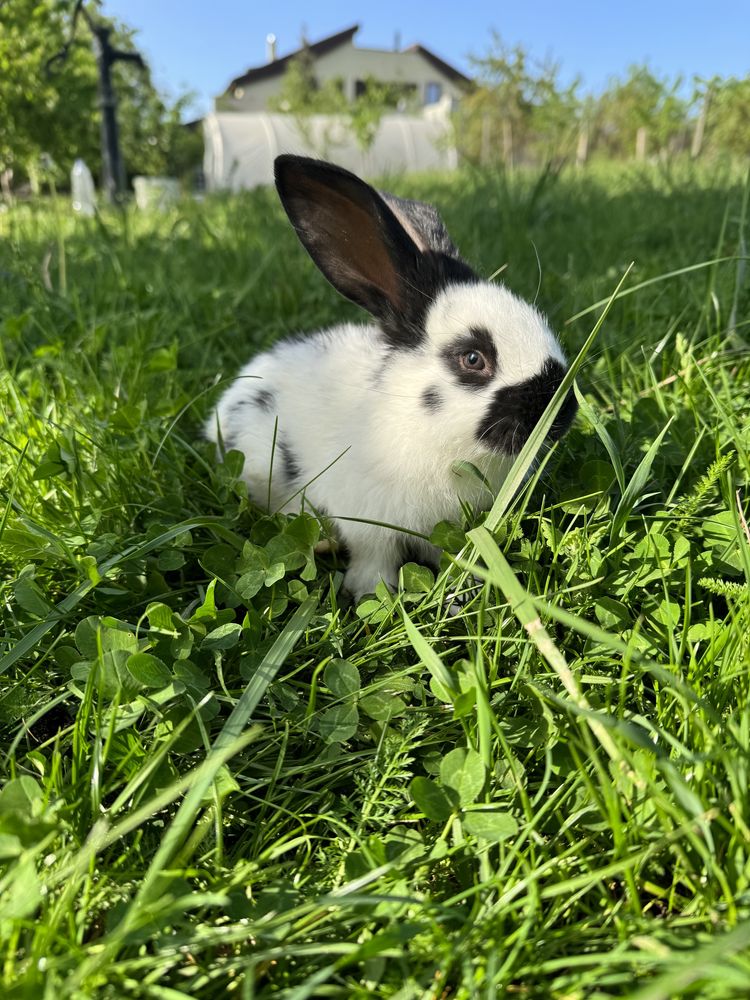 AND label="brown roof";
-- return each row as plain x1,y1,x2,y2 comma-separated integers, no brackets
225,24,359,93
406,45,471,87
223,24,471,95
